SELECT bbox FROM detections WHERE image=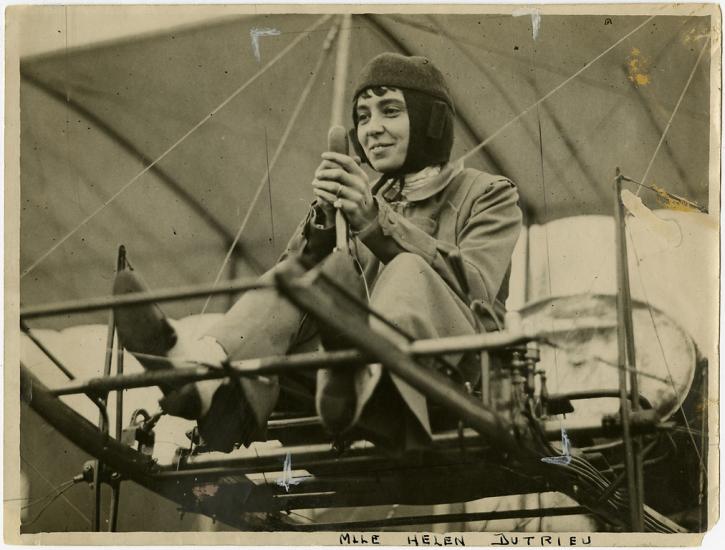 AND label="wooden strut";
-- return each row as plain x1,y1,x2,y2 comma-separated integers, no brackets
19,318,111,435
23,360,685,530
275,260,524,456
21,366,155,479
21,250,679,530
49,330,533,397
272,258,686,532
614,169,646,530
22,358,549,525
20,365,271,531
23,351,681,520
92,294,114,531
94,245,127,532
19,278,271,320
110,246,127,533
330,13,353,252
